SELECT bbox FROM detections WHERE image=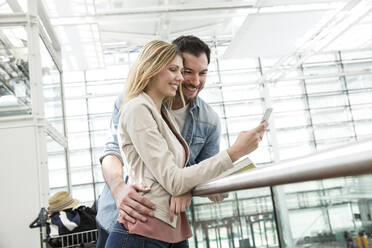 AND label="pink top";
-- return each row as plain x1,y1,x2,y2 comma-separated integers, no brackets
122,212,192,243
